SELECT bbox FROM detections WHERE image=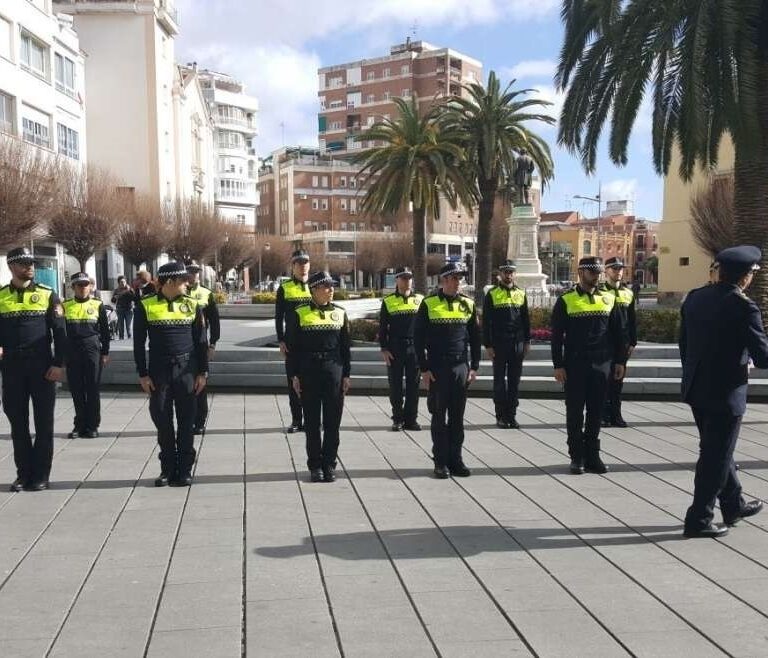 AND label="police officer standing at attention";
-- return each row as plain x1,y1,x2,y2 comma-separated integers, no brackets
275,250,312,433
379,266,424,431
600,257,637,428
0,247,66,492
133,262,208,487
551,257,627,475
186,261,220,435
285,271,351,483
415,262,481,479
482,259,530,429
63,273,110,439
680,246,768,538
